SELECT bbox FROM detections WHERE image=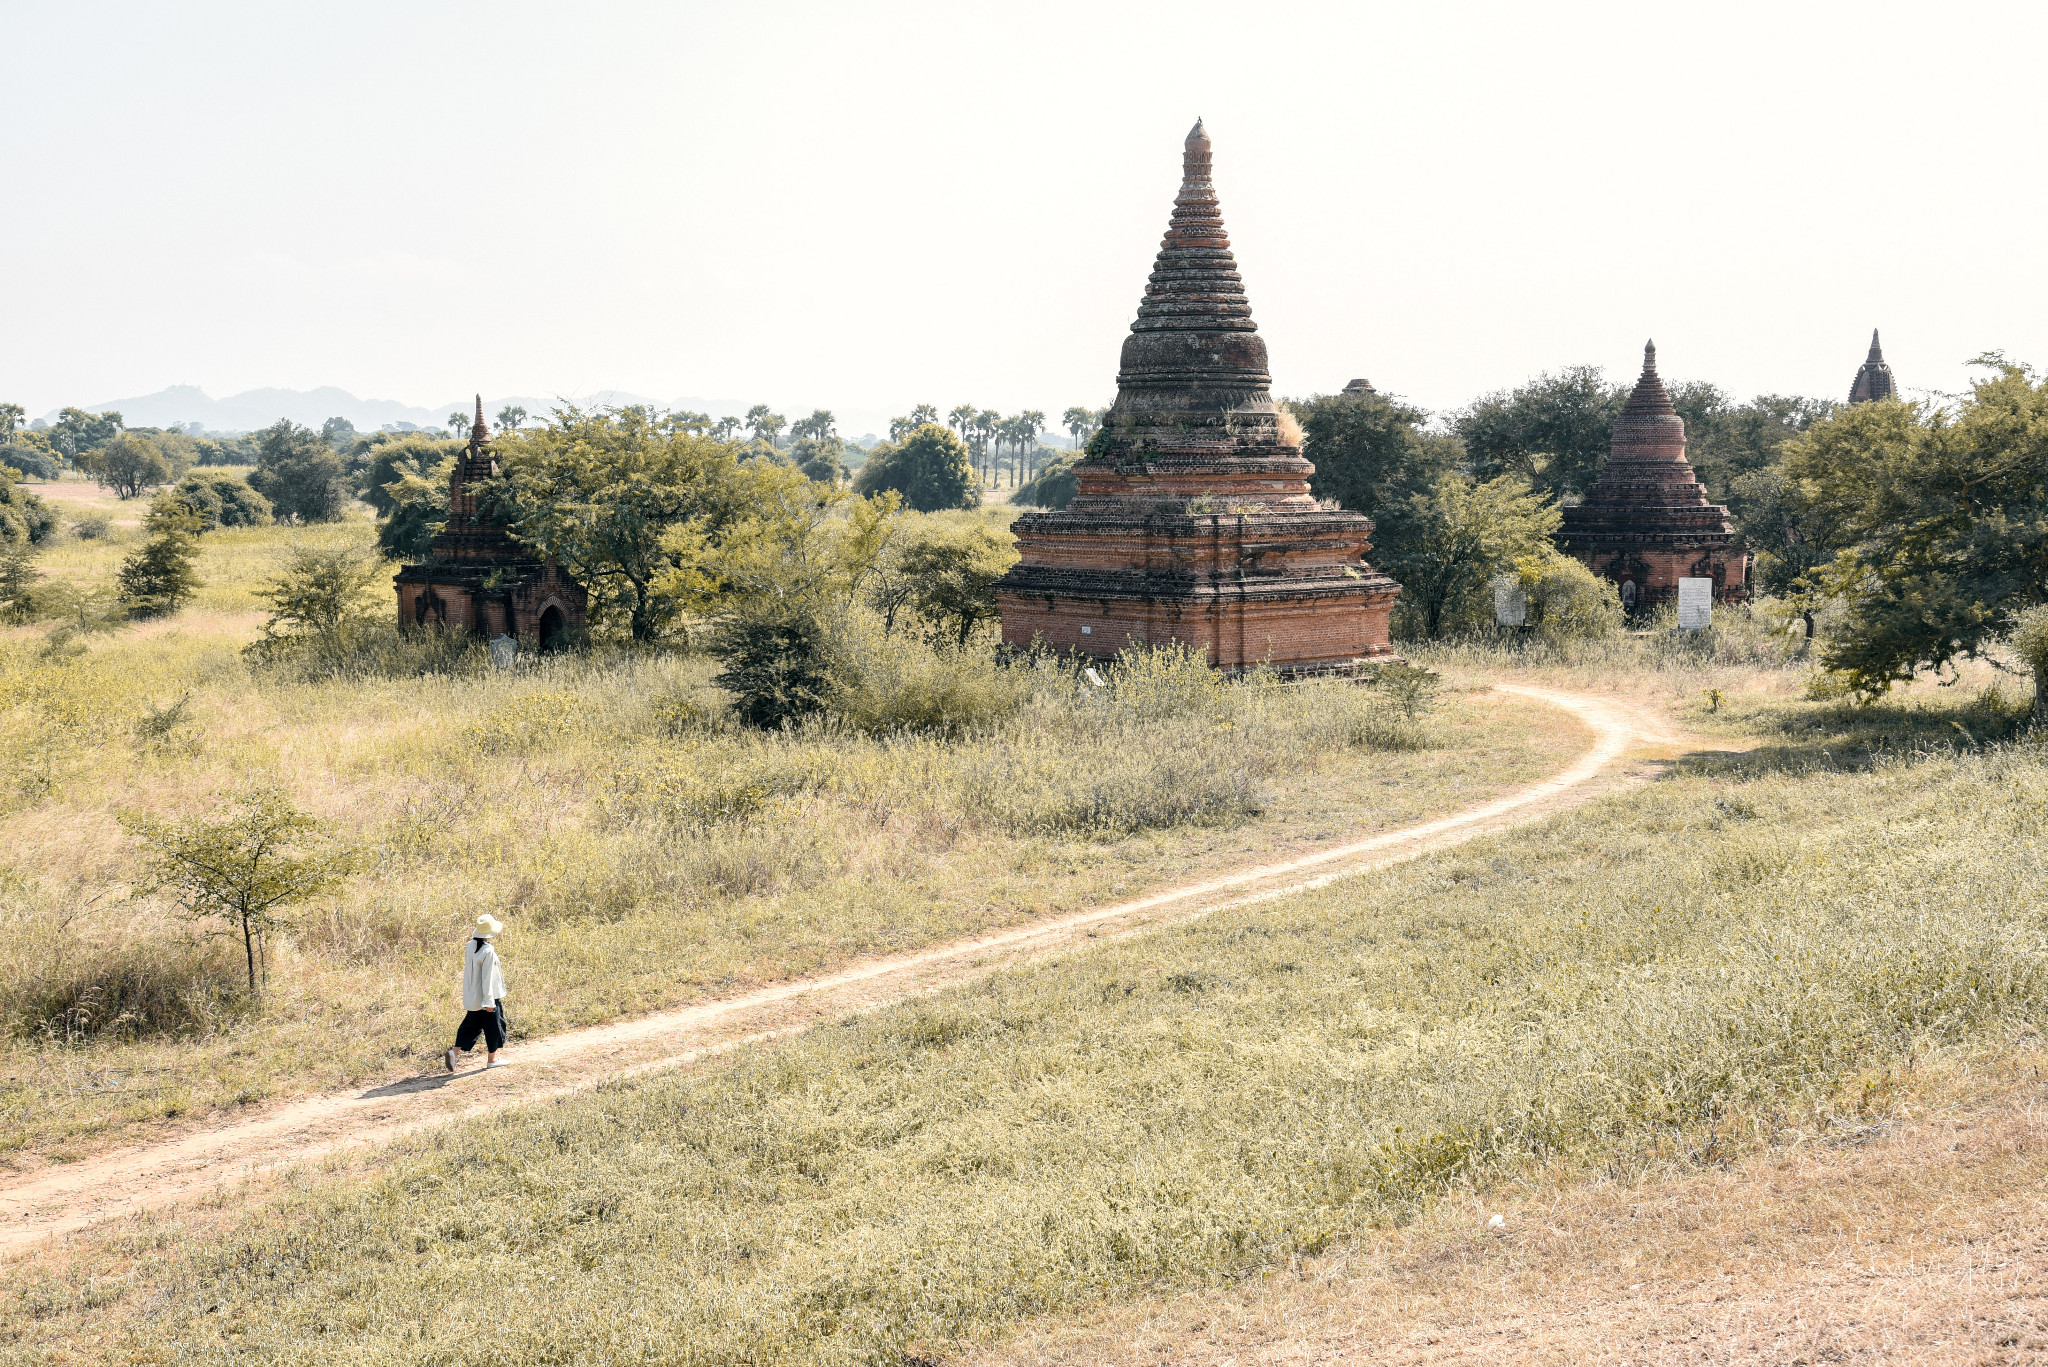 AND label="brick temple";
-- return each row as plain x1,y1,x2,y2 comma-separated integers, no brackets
1848,329,1898,403
996,121,1401,673
394,396,587,648
1557,342,1747,612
